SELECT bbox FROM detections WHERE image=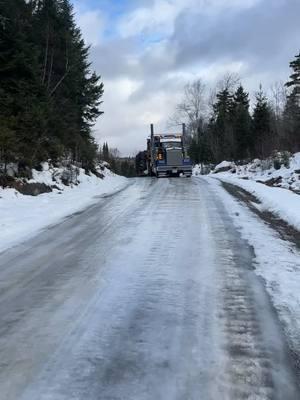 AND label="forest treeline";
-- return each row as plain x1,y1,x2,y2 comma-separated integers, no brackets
99,142,136,178
0,0,104,175
182,55,300,165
